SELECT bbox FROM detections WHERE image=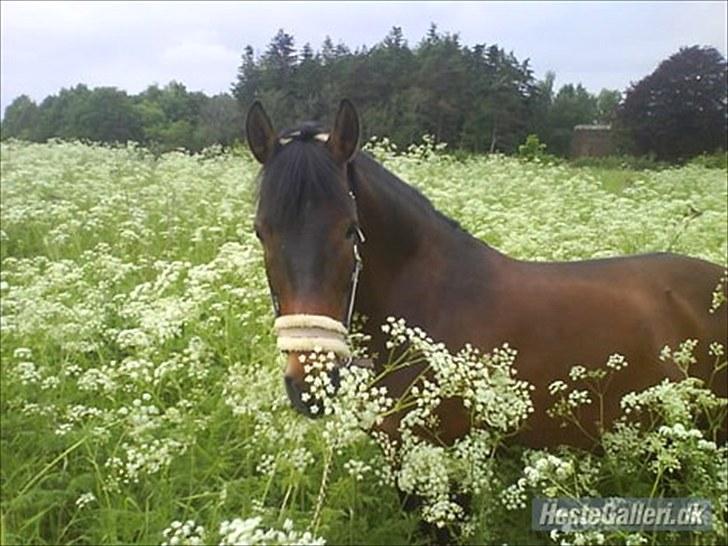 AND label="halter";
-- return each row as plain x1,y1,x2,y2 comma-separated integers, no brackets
269,132,365,362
